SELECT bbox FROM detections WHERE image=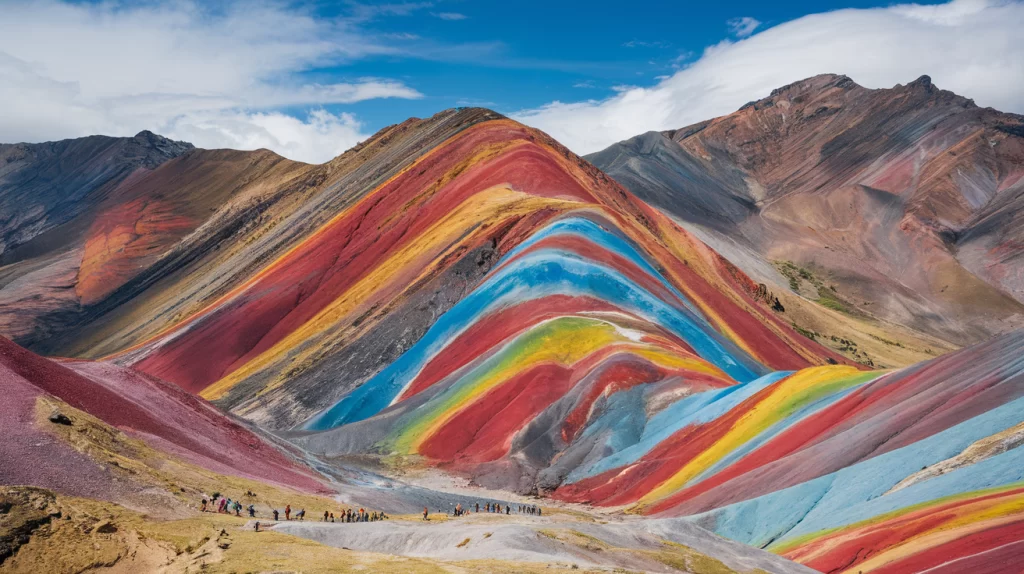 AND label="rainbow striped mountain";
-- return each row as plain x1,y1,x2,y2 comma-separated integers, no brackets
3,80,1024,574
